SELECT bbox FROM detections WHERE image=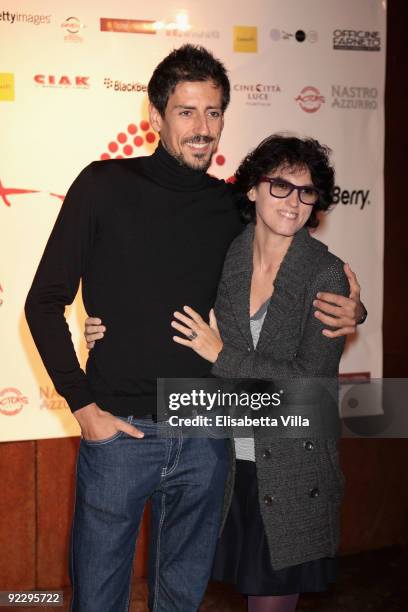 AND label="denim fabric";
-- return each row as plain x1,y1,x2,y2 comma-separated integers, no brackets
70,416,230,612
